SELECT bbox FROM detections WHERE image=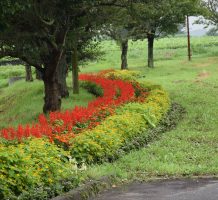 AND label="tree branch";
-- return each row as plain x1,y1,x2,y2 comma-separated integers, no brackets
0,48,44,72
